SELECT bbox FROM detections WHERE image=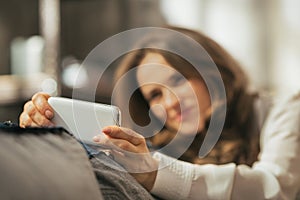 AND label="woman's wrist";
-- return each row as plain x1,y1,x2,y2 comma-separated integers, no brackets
138,169,158,191
131,158,159,191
